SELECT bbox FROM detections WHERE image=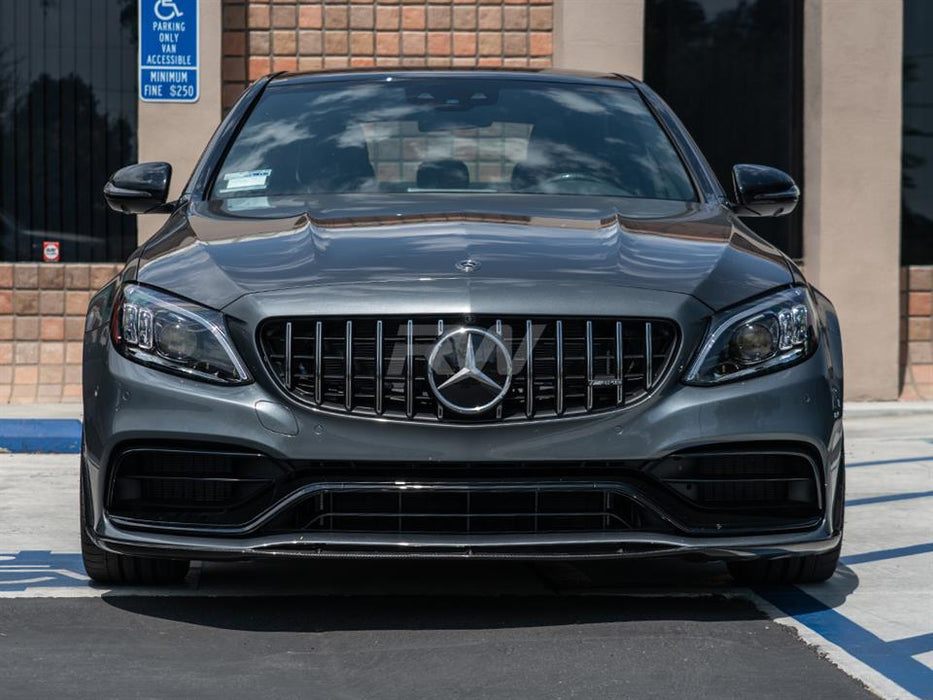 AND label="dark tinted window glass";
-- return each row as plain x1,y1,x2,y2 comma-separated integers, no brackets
903,0,933,264
645,0,803,258
214,79,697,203
0,0,137,262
